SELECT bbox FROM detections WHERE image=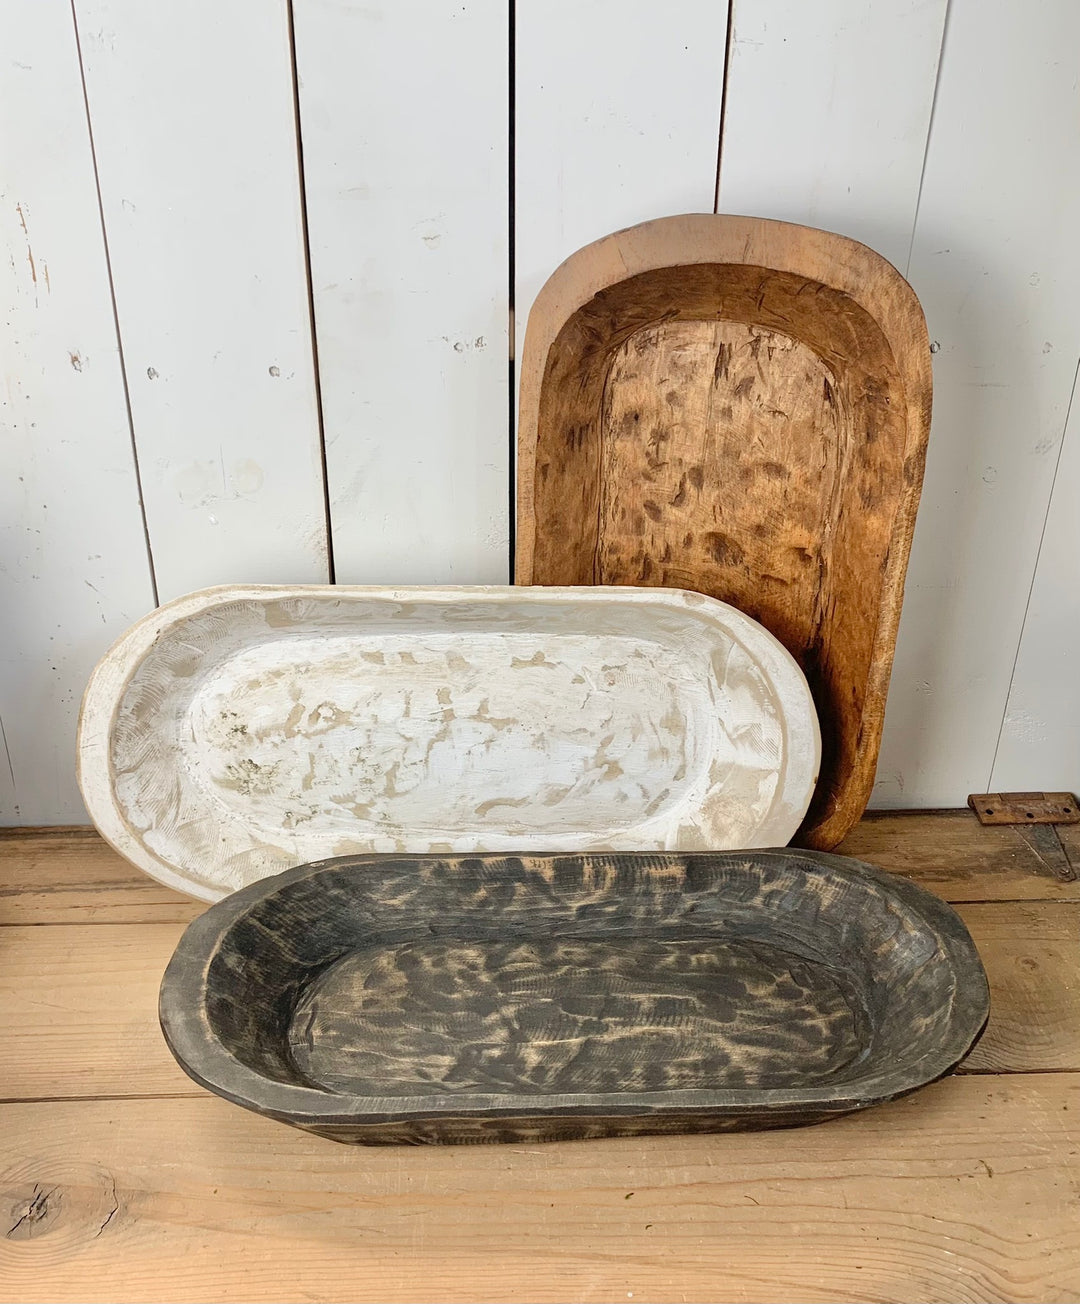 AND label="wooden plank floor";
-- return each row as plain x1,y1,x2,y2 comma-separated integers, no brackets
0,812,1078,1303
